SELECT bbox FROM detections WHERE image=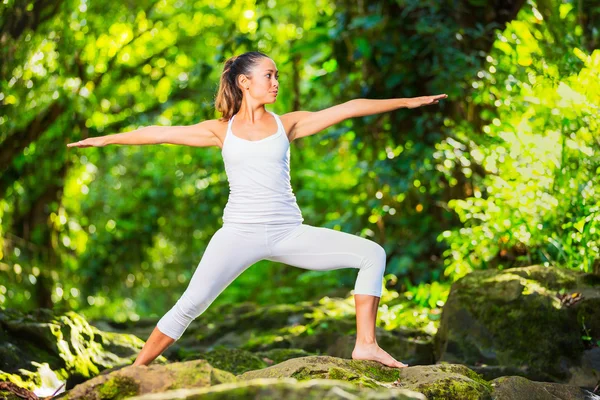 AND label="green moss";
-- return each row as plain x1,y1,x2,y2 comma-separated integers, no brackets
210,368,237,386
328,366,359,381
164,359,235,390
435,364,494,392
97,375,139,400
191,348,266,375
347,360,400,382
290,366,312,381
418,377,490,400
